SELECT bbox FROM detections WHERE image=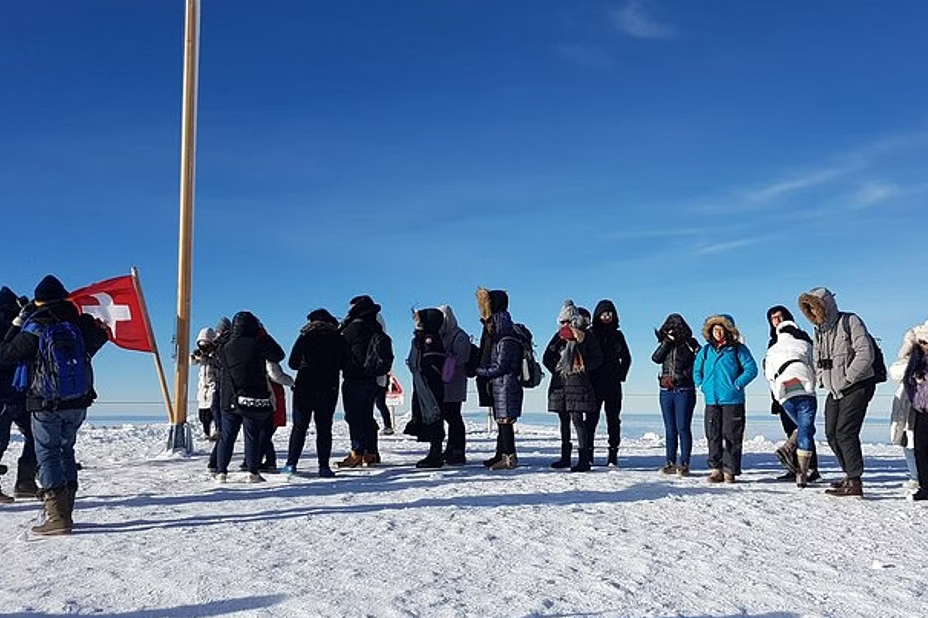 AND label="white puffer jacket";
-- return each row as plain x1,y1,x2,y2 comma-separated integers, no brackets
193,327,218,409
888,319,928,447
764,321,816,403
